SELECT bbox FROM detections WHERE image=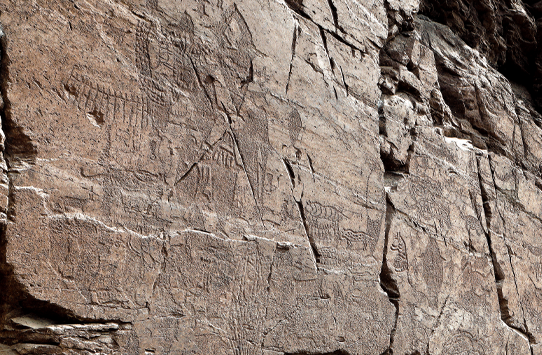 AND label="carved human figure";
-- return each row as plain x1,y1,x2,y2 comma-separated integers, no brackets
134,13,217,180
133,7,269,217
421,237,444,307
